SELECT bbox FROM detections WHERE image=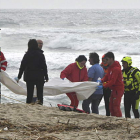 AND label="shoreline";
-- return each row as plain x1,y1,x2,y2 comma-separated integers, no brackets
0,103,140,140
